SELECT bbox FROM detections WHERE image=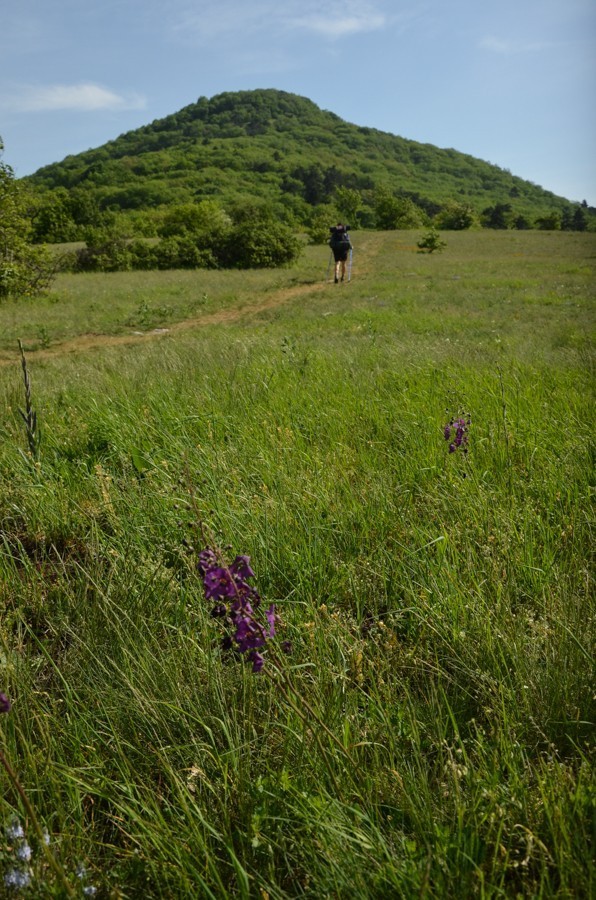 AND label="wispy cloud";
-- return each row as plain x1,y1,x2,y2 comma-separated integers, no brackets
289,12,386,39
479,36,555,55
2,83,147,113
170,0,387,43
